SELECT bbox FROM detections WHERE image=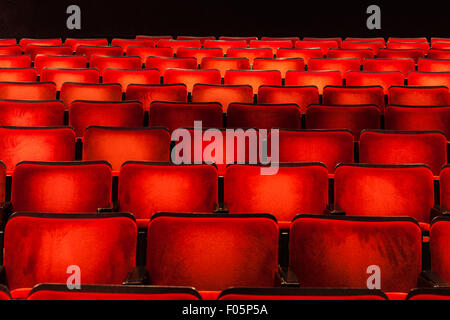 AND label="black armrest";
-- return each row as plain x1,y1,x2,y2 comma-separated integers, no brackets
418,271,450,288
279,266,299,287
214,202,229,214
0,202,13,227
123,266,149,285
98,201,118,214
431,205,450,221
325,204,345,216
0,266,7,286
